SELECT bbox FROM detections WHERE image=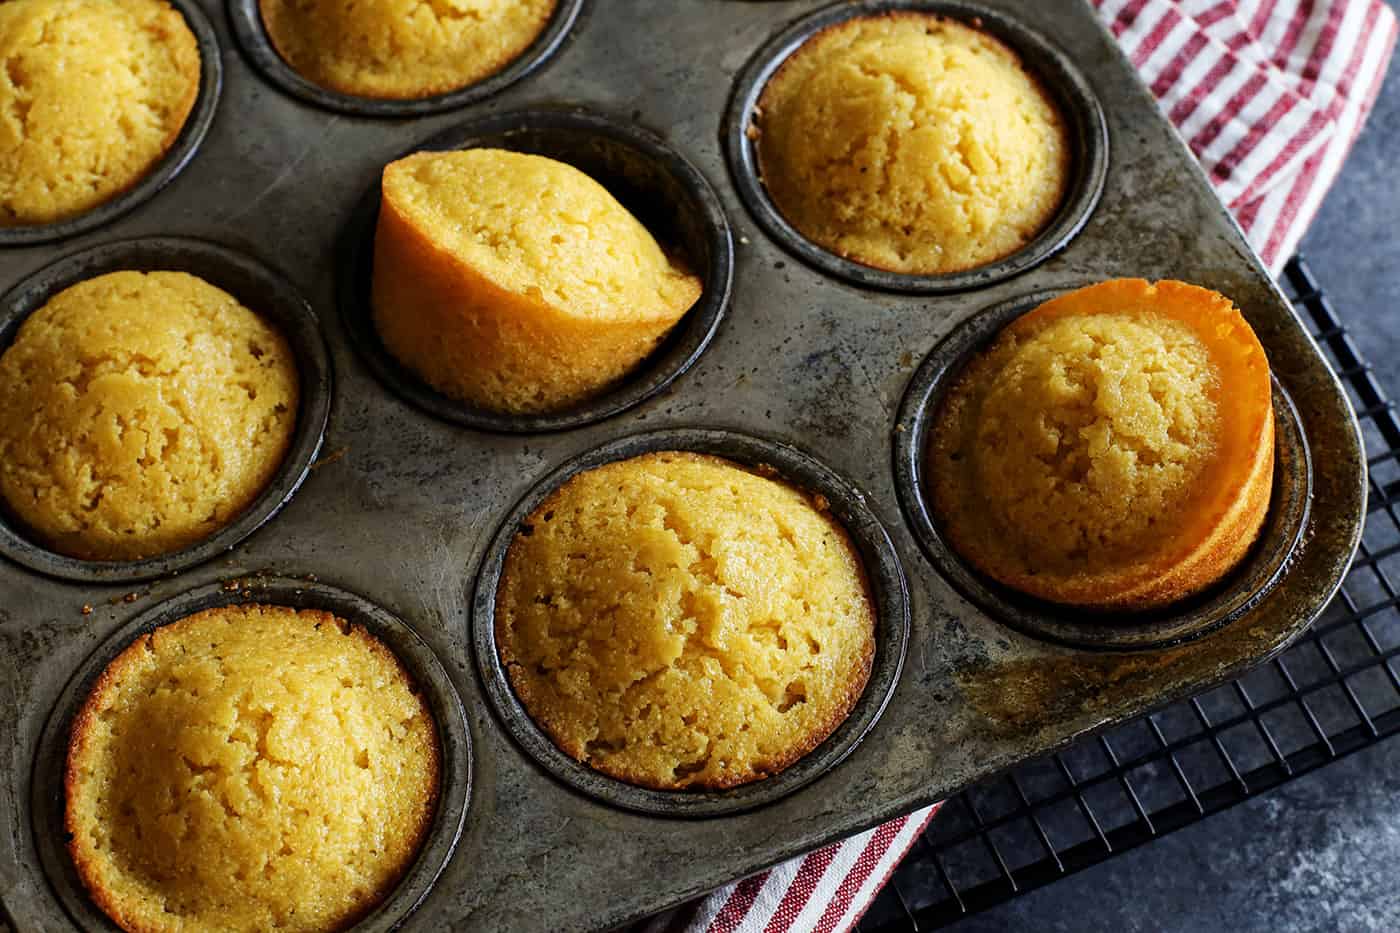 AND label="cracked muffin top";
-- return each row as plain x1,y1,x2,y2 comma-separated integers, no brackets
950,313,1219,568
496,451,876,790
0,270,298,561
754,12,1069,275
0,0,200,226
65,603,440,933
258,0,556,100
929,279,1275,610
